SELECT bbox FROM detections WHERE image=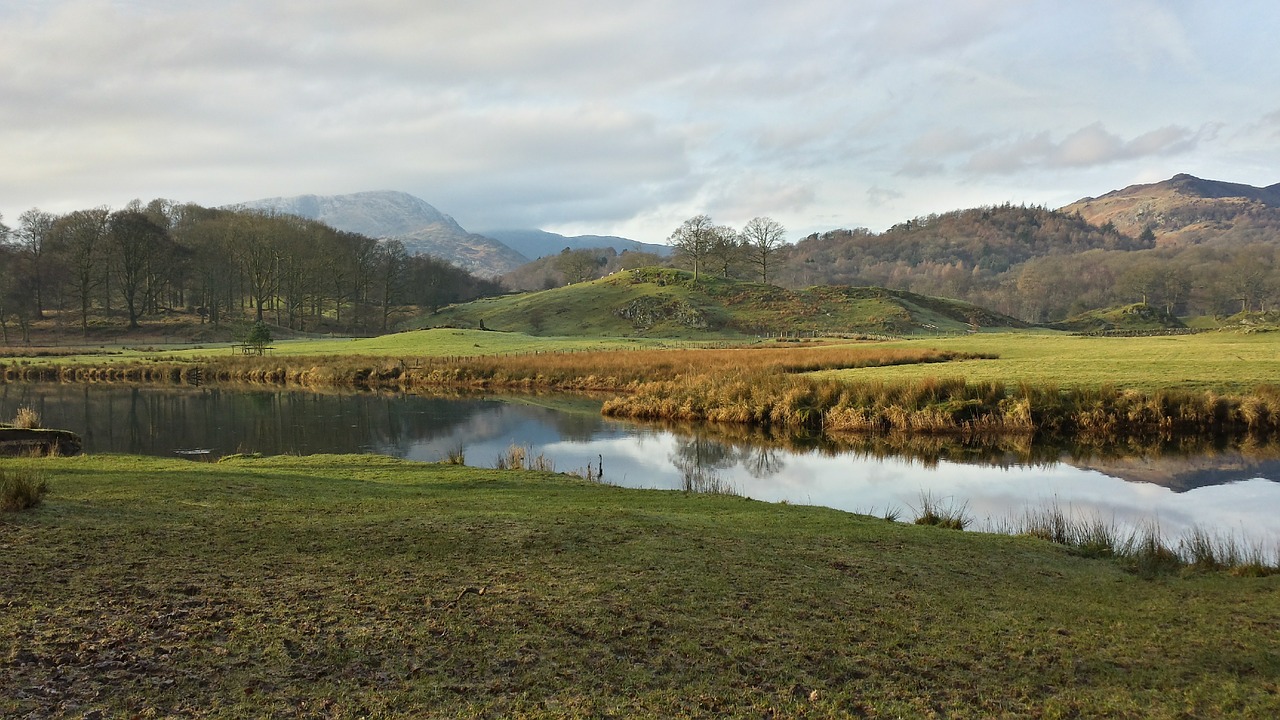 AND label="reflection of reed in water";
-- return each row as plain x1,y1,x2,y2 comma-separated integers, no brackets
634,413,1280,479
